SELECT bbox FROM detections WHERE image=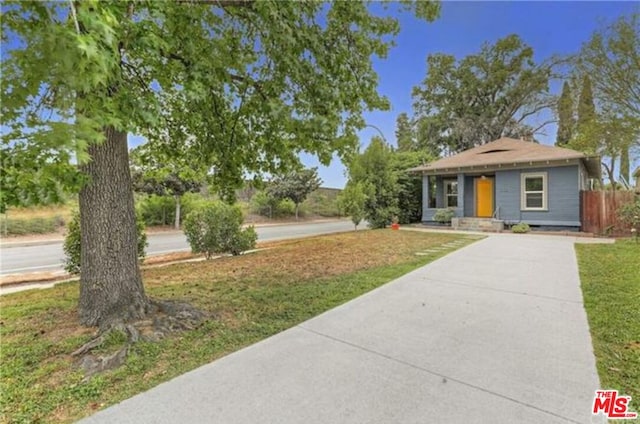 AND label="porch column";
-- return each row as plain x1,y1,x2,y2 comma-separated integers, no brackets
457,173,465,217
422,174,429,221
